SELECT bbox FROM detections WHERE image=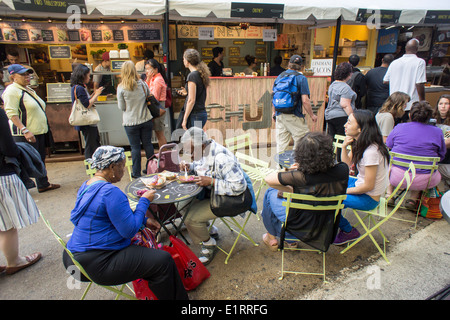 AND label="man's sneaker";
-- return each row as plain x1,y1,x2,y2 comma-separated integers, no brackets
333,227,361,245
